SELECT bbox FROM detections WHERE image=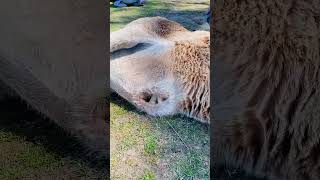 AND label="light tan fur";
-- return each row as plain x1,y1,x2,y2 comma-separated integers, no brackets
110,17,210,123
